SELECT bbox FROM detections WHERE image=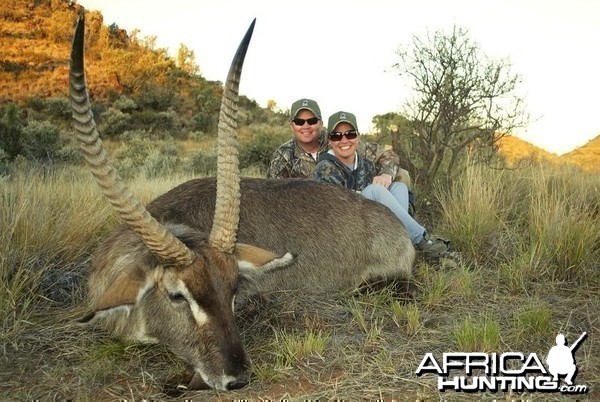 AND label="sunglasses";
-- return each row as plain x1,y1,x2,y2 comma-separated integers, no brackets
329,130,358,142
292,117,320,126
